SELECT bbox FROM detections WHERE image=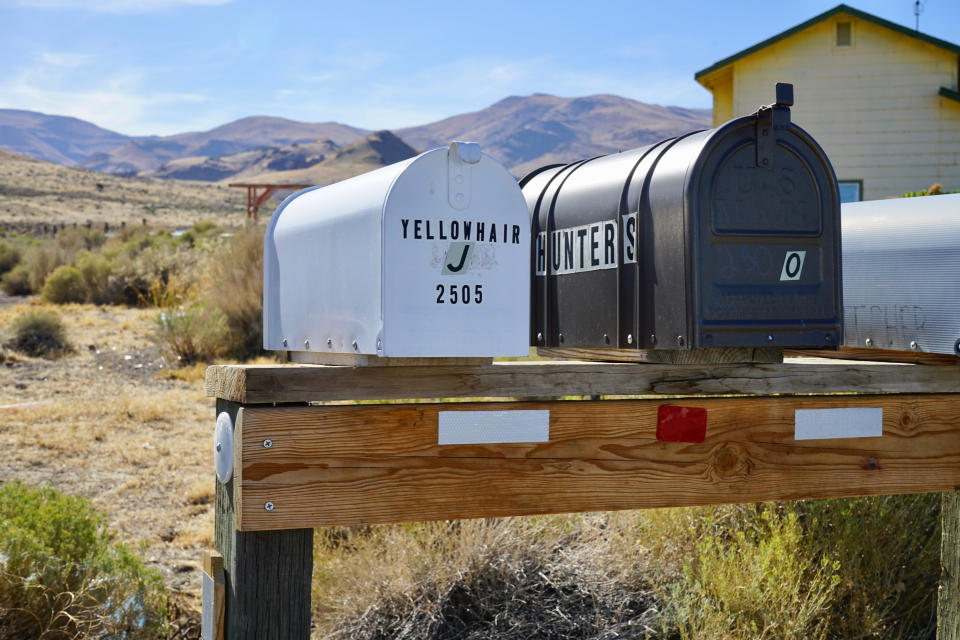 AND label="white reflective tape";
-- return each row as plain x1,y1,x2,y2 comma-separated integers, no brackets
438,410,550,445
794,408,883,440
